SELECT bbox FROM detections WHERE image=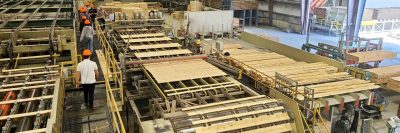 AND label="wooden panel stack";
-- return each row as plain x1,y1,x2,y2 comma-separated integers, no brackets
232,0,258,10
188,1,204,11
388,76,400,92
367,65,400,84
346,50,397,63
223,48,378,101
